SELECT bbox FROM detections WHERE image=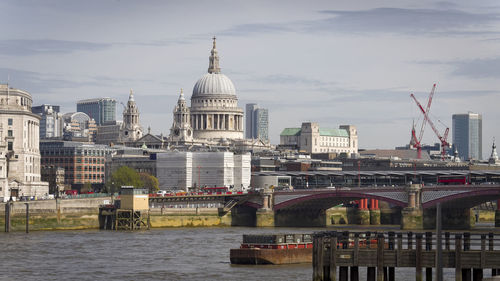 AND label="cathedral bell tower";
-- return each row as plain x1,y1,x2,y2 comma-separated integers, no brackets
170,89,193,142
120,89,143,142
